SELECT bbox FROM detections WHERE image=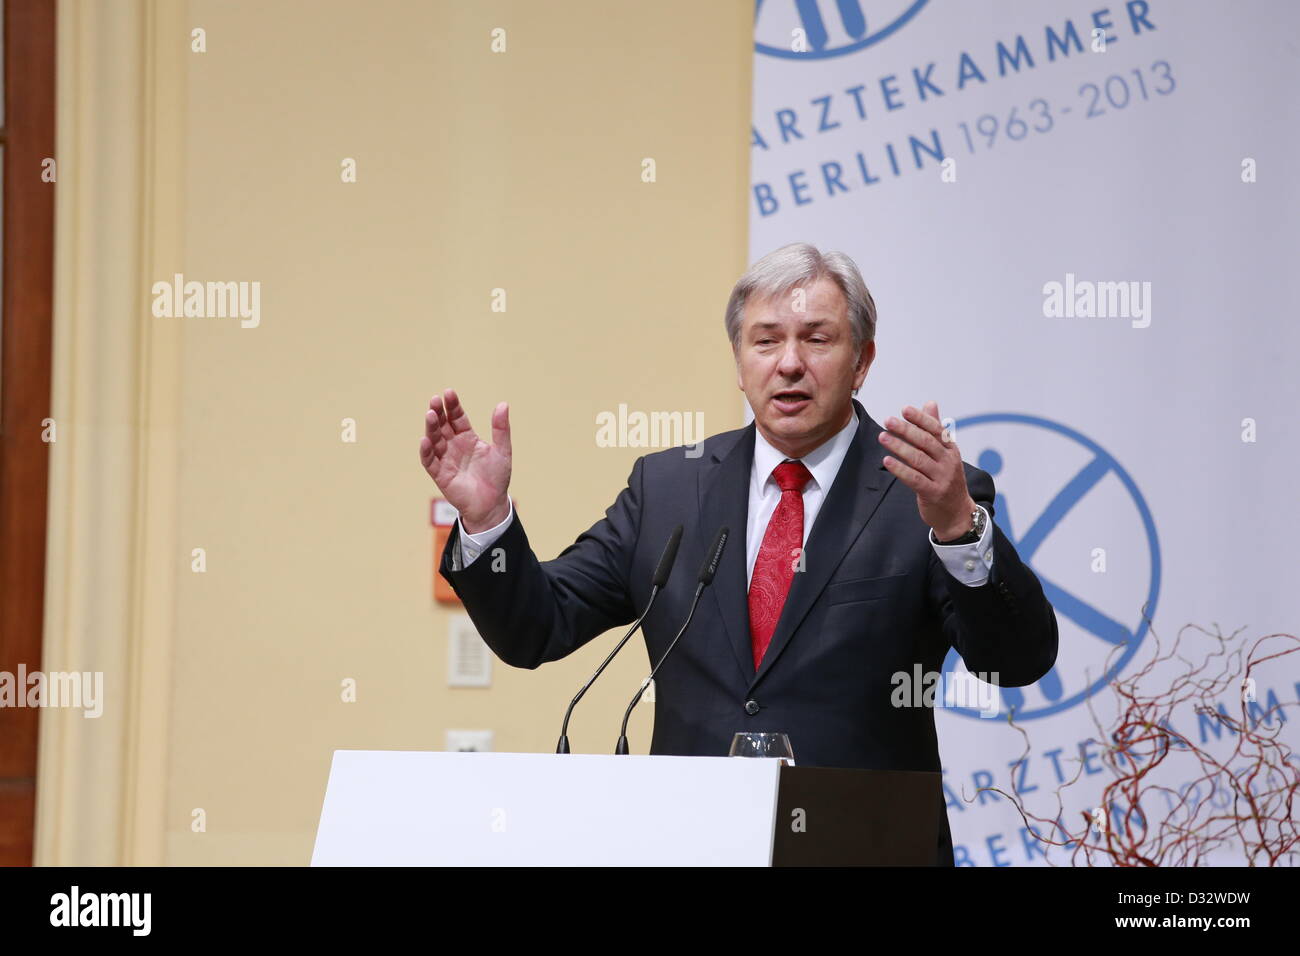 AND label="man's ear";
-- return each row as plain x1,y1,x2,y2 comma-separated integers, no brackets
853,340,876,390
